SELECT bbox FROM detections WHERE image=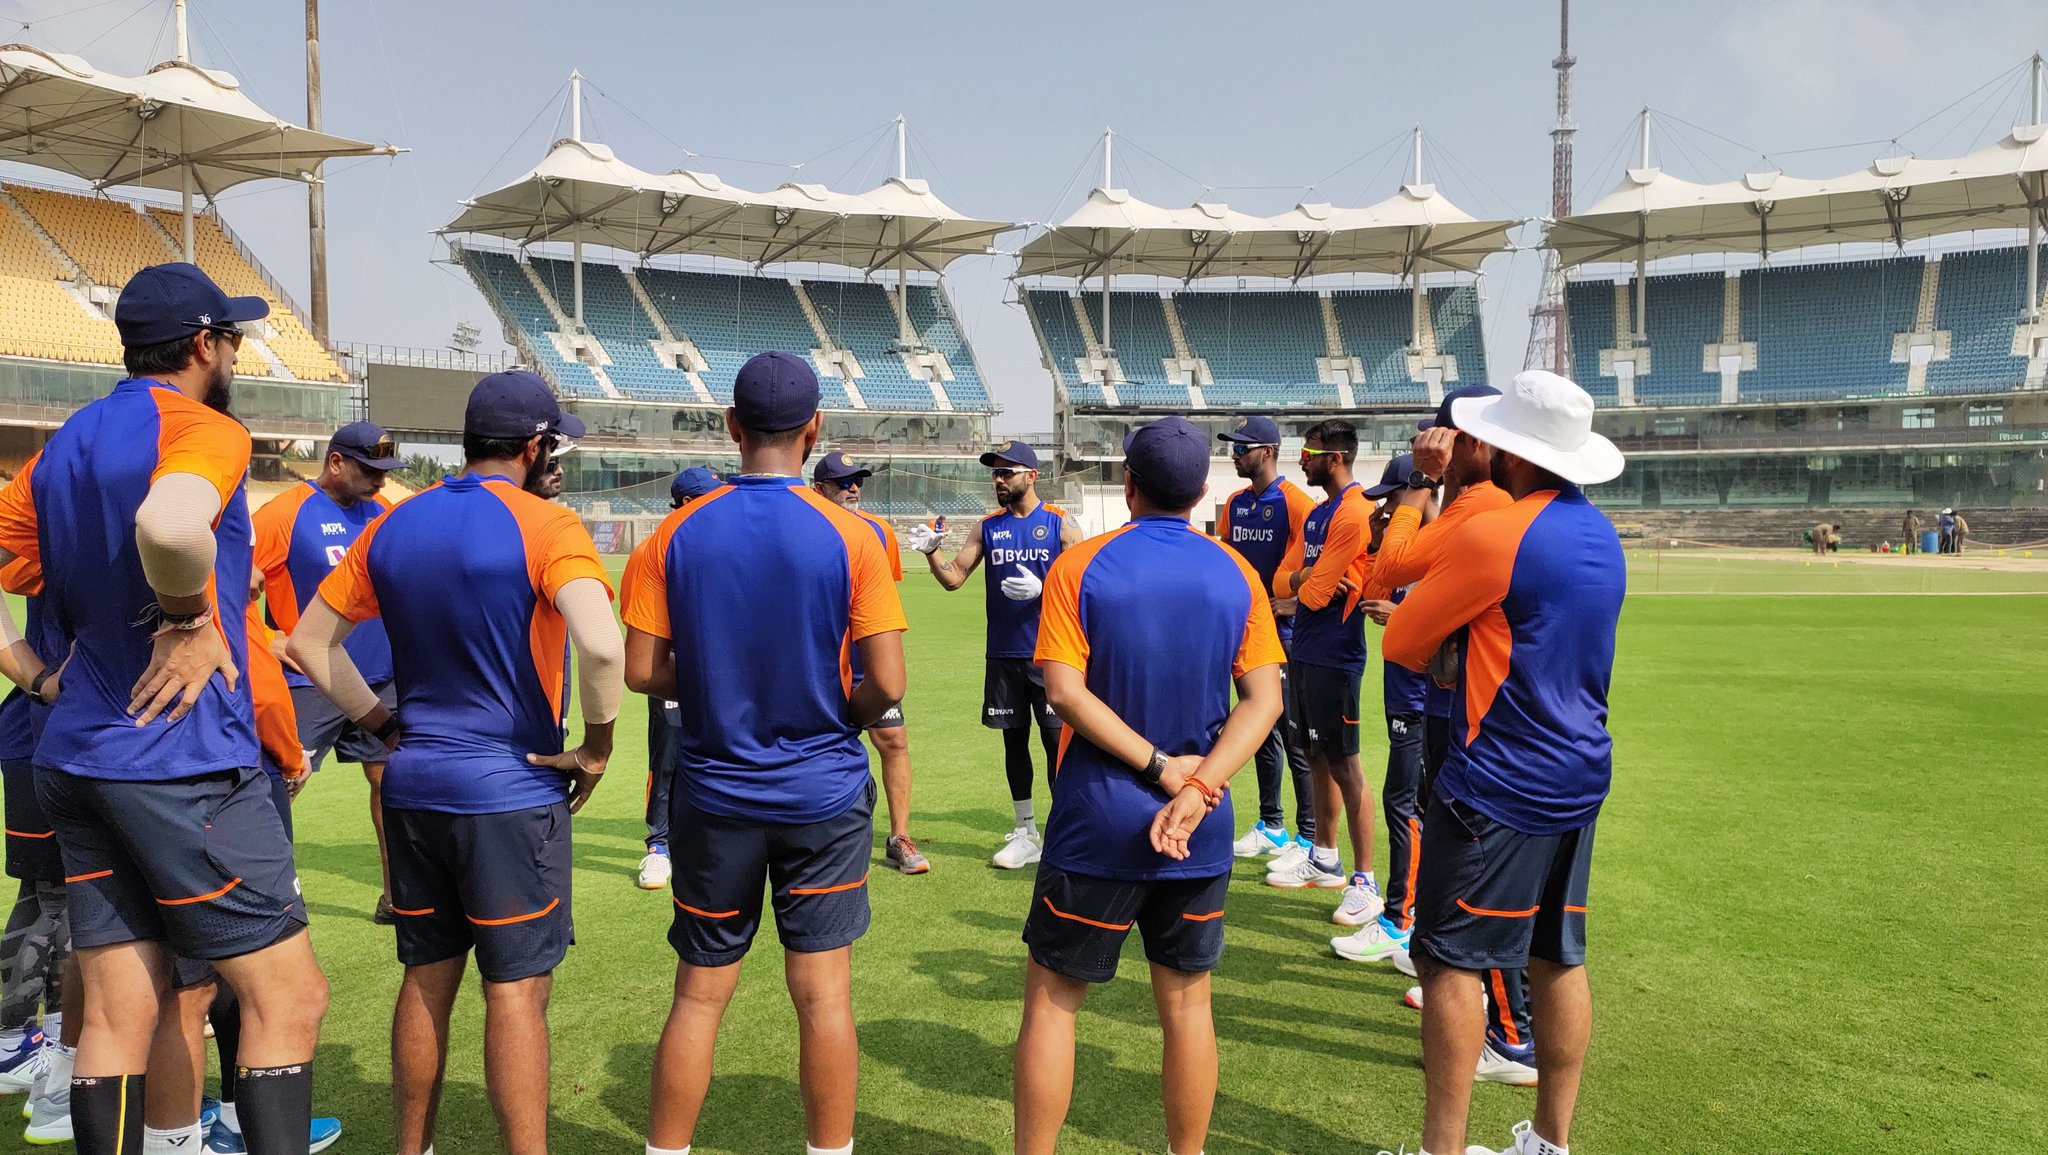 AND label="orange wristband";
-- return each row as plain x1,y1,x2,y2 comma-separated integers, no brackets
1184,776,1220,808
